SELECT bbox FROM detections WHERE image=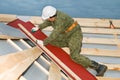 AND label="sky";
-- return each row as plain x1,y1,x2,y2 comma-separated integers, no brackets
0,0,120,19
